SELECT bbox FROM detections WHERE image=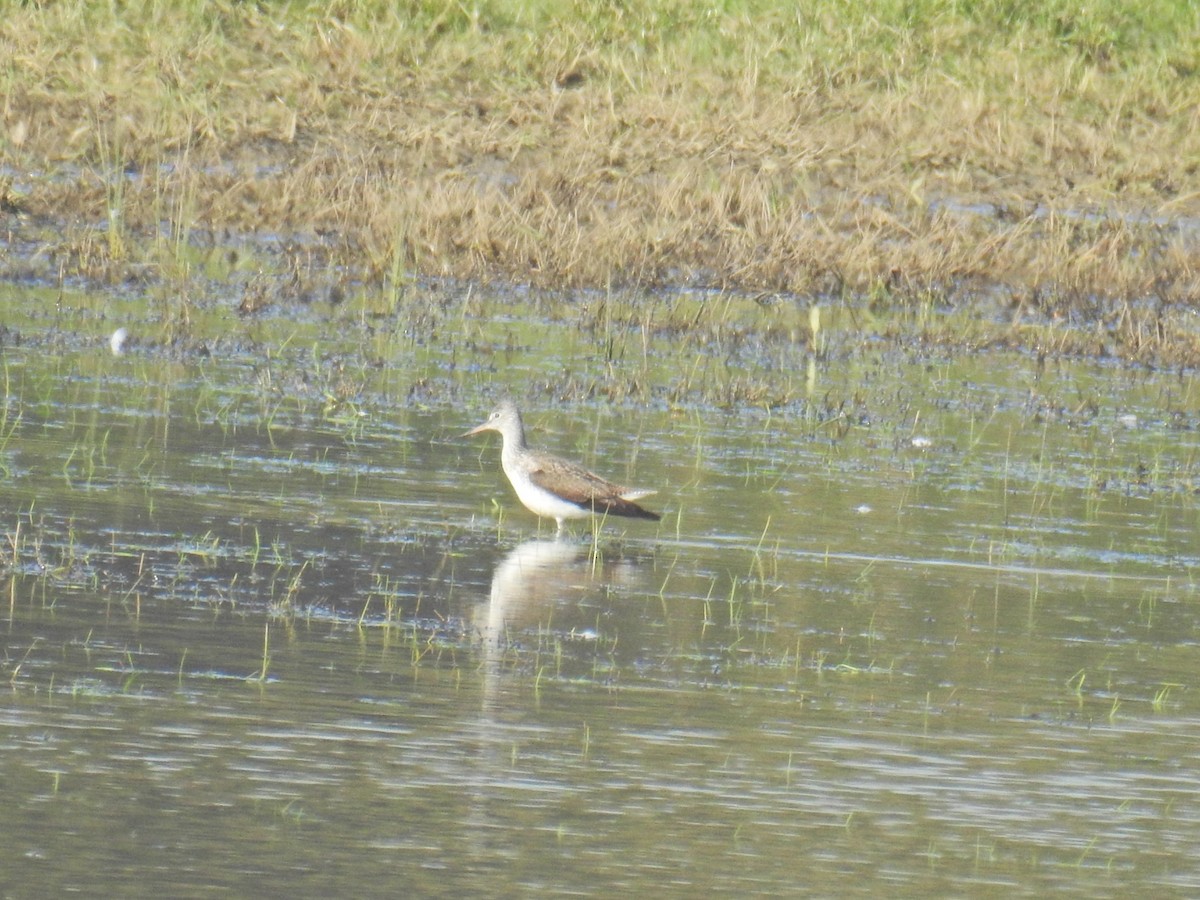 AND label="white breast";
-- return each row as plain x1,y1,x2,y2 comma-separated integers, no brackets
504,464,591,521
